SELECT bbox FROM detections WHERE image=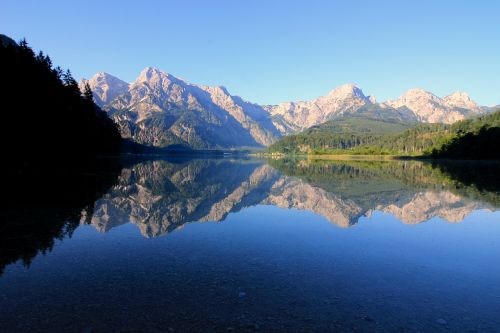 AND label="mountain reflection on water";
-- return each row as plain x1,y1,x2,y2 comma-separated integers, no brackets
2,157,499,273
1,157,500,332
88,158,500,237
